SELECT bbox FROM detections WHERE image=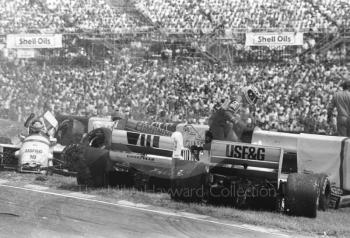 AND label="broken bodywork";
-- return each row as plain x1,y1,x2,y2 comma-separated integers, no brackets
62,118,330,218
